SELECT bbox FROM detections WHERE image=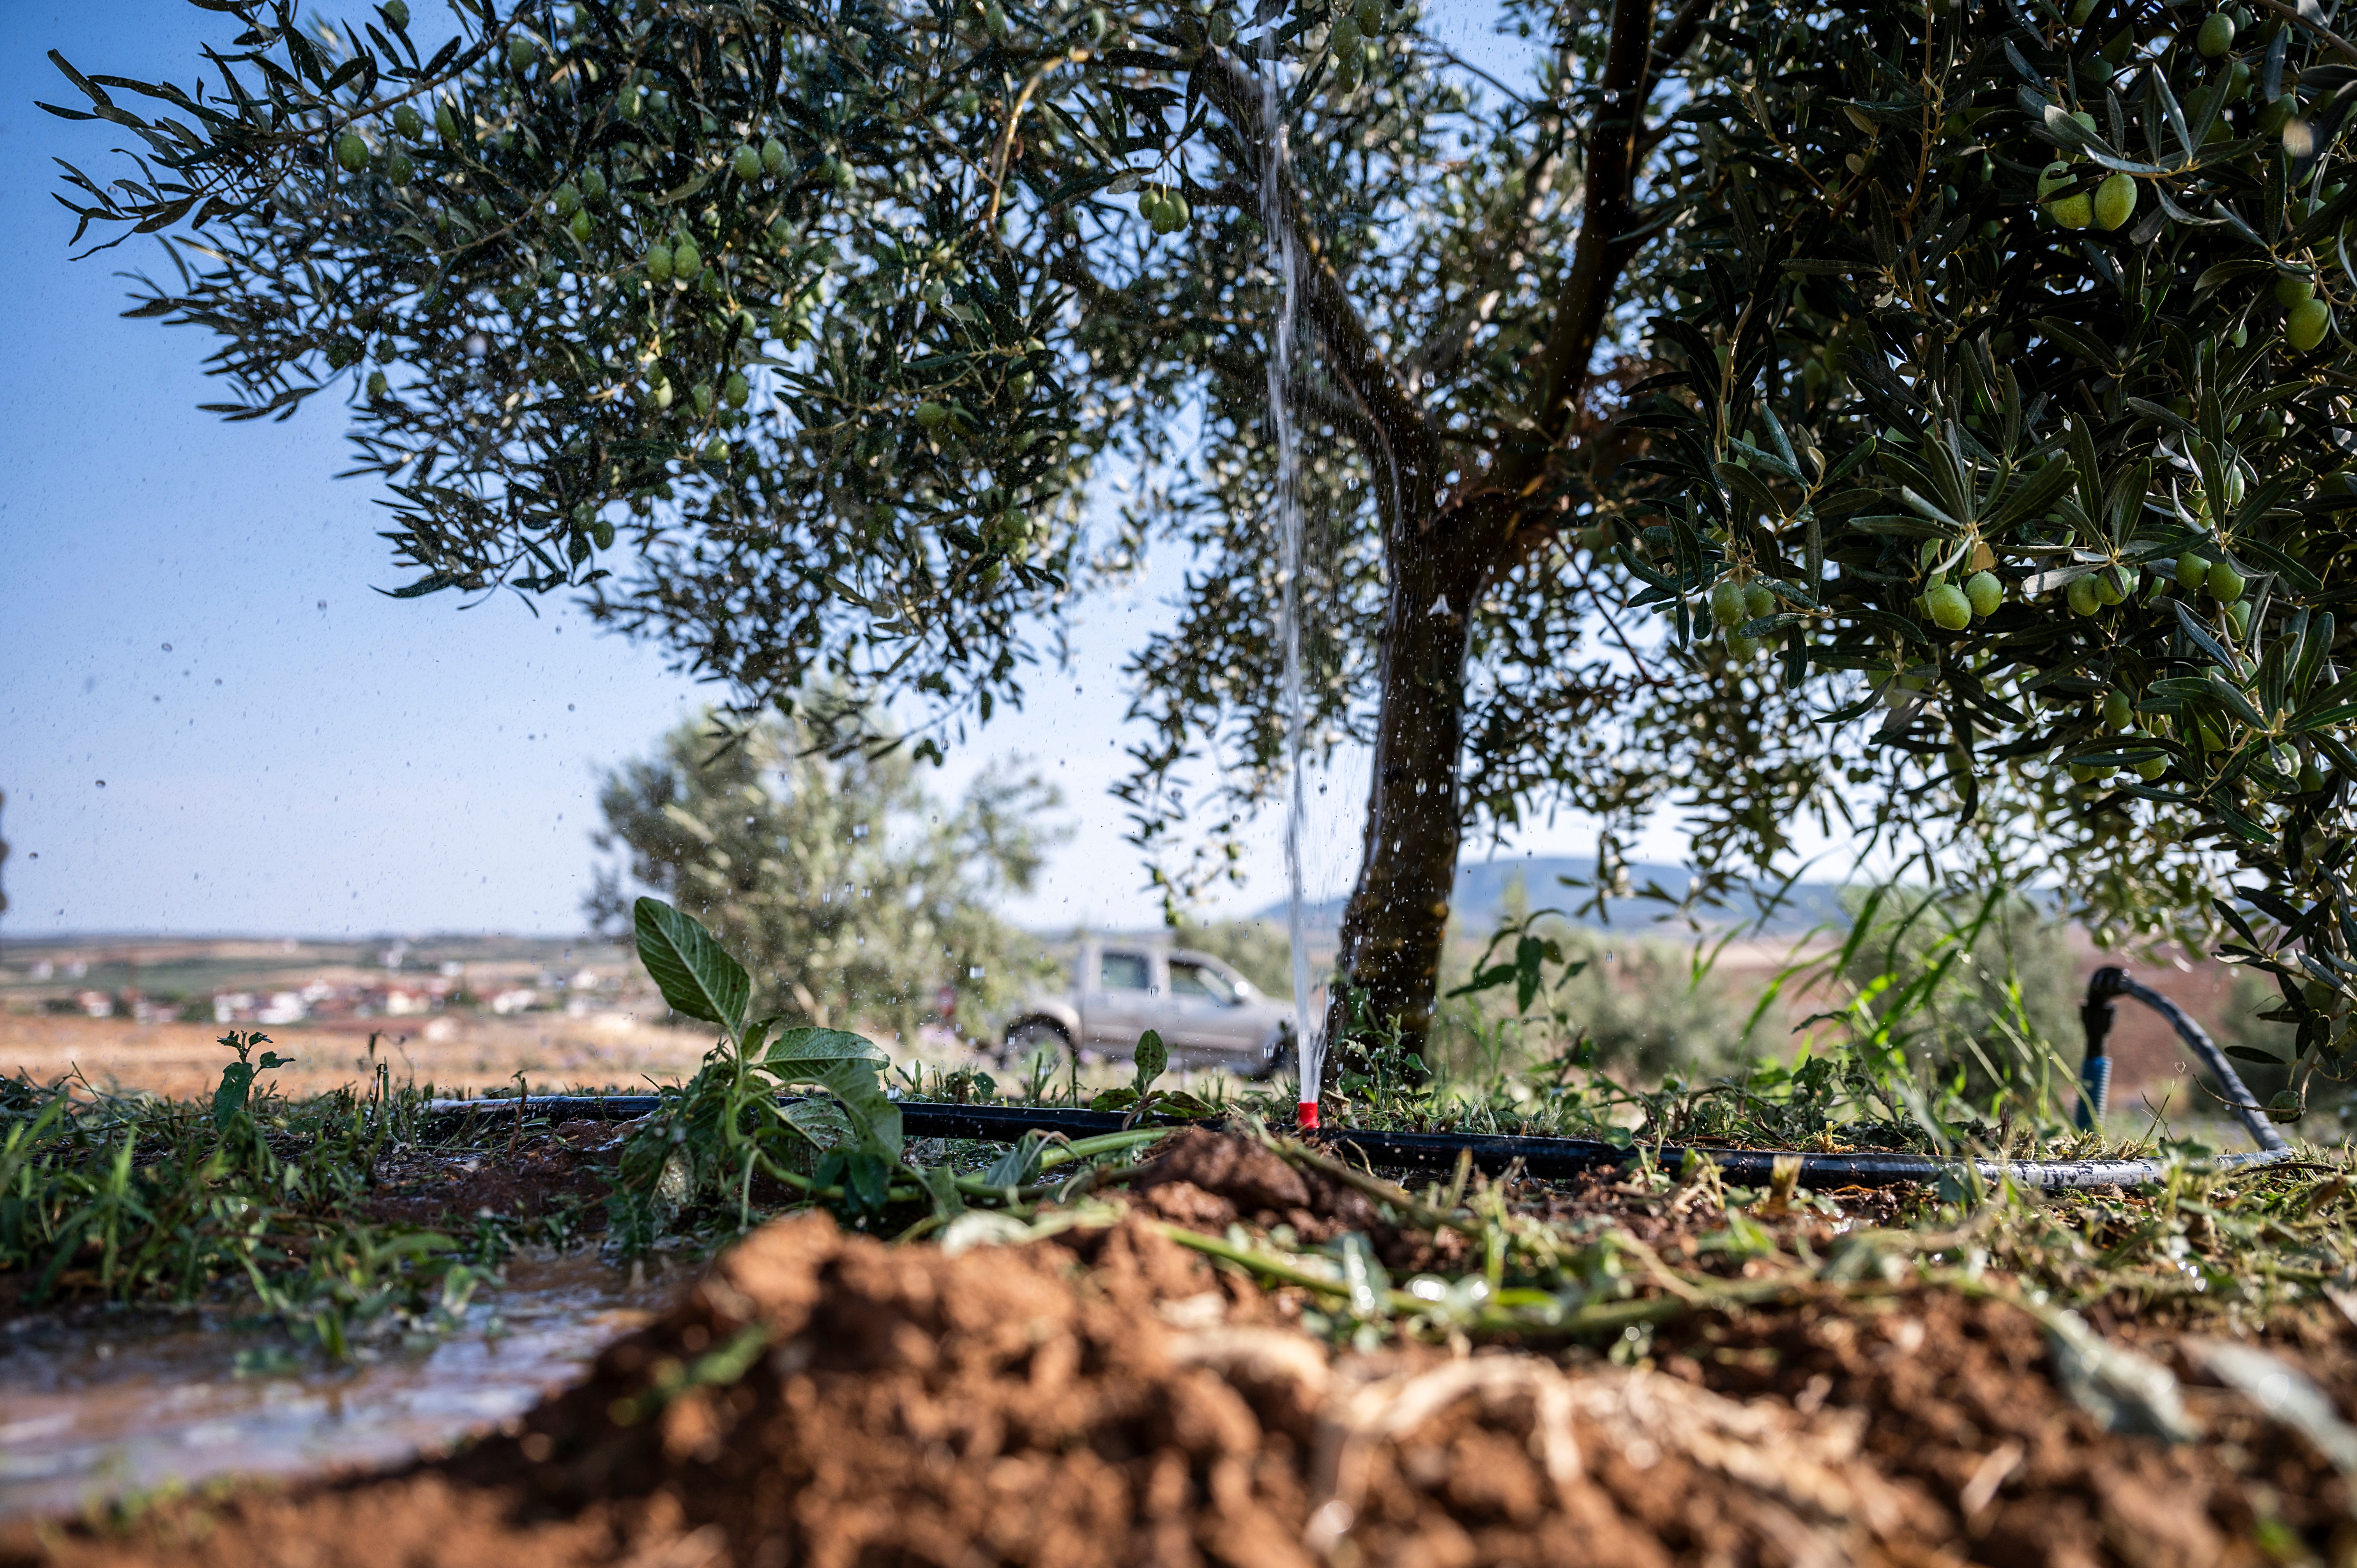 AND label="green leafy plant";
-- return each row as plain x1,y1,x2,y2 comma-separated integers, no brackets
1084,1029,1217,1122
612,895,1165,1243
